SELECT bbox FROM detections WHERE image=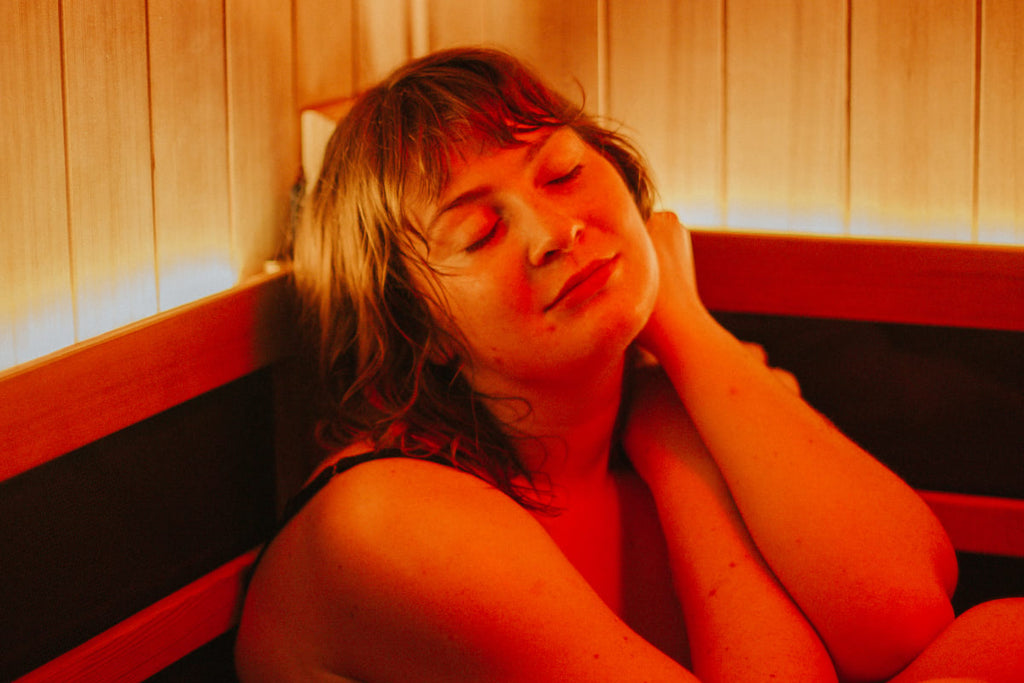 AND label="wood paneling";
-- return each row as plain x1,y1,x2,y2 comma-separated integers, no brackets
977,0,1024,244
428,0,600,105
354,0,412,89
62,1,158,341
849,0,976,241
13,550,258,683
295,0,356,108
0,271,292,482
607,0,724,226
148,0,234,311
2,368,275,679
692,231,1024,332
3,2,298,372
6,0,1024,373
225,0,300,279
0,1,74,367
725,0,847,233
